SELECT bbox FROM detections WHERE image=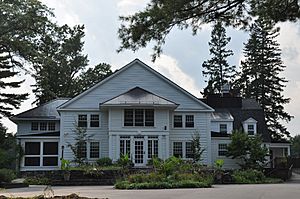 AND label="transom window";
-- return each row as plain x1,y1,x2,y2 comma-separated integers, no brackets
185,115,194,128
90,114,100,127
124,109,154,127
173,142,183,158
78,115,88,127
218,144,228,156
247,124,255,135
90,142,100,158
219,124,228,133
174,115,182,128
